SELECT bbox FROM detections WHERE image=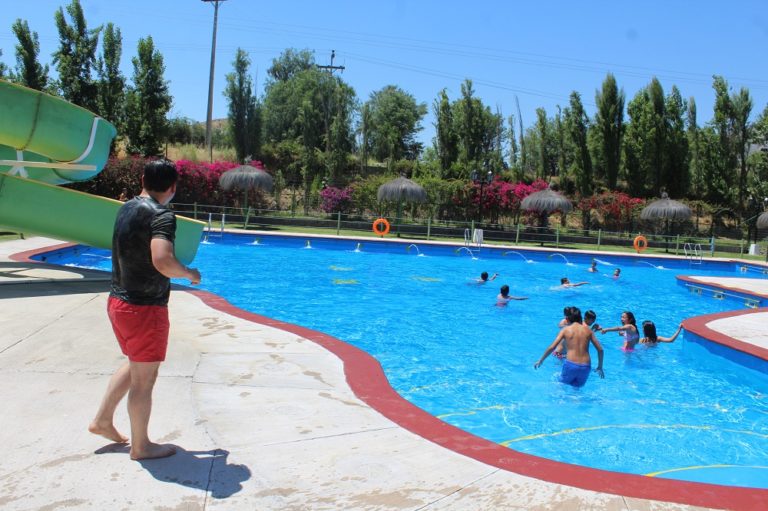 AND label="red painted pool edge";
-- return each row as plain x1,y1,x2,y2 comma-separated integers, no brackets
13,244,768,511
